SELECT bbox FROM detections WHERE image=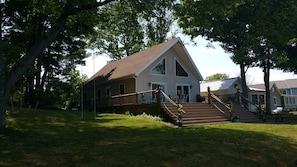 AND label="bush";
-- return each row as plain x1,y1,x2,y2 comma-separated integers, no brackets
136,112,162,121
